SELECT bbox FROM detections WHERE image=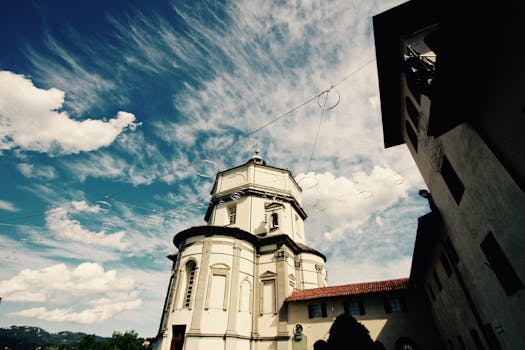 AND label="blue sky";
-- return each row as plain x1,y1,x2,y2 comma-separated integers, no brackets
0,0,429,338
